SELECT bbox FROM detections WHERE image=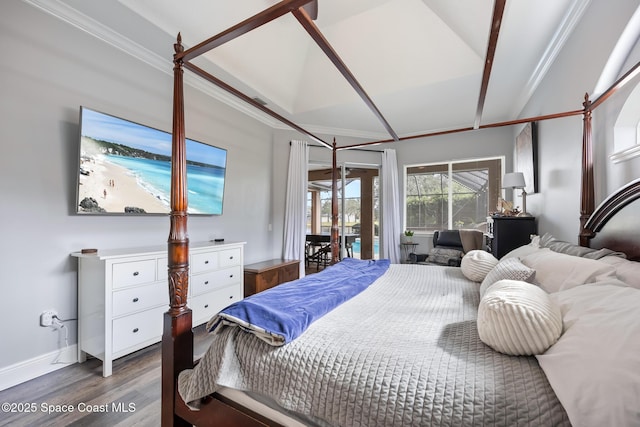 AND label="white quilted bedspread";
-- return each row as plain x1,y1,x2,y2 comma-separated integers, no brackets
178,264,569,426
